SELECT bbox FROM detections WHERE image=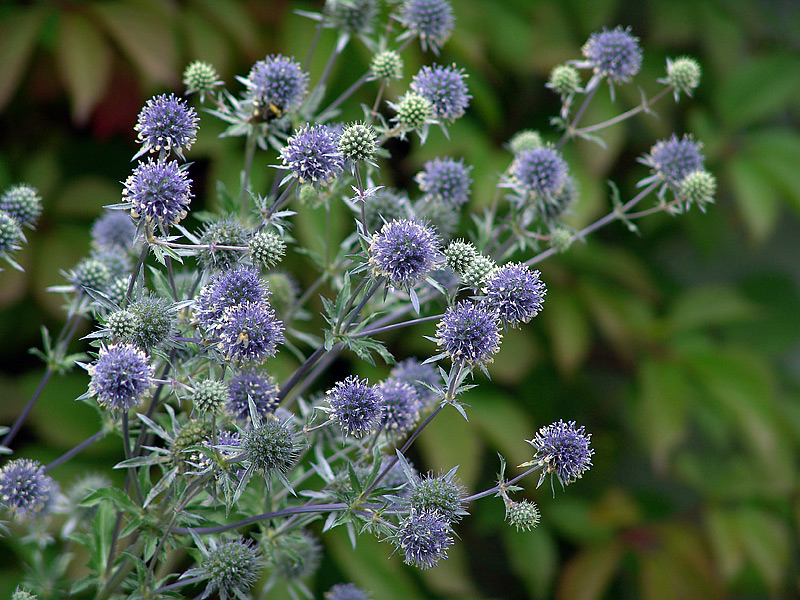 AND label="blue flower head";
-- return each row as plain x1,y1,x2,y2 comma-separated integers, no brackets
410,64,471,123
393,508,454,569
641,134,704,187
217,302,284,365
244,54,309,119
88,344,154,412
581,26,642,84
195,267,271,333
483,263,547,328
325,582,372,600
328,0,379,36
227,370,280,422
398,0,455,55
369,219,441,288
133,93,198,161
124,159,193,234
390,357,439,407
91,210,136,249
436,300,502,367
280,124,344,187
326,376,385,438
523,420,594,490
508,145,569,201
378,379,421,434
415,156,472,207
0,458,53,517
0,184,42,229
